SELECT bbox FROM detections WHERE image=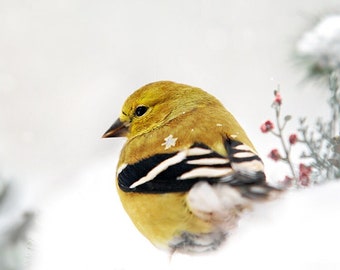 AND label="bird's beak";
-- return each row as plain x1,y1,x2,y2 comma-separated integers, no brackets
102,118,129,138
